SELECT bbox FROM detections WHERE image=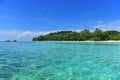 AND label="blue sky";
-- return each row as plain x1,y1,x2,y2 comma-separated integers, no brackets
0,0,120,41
